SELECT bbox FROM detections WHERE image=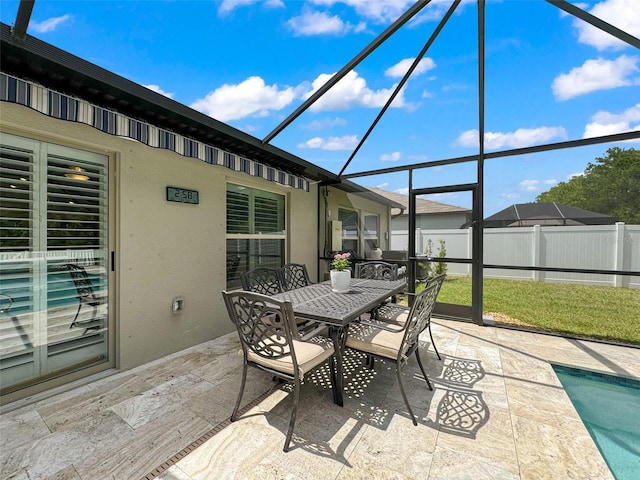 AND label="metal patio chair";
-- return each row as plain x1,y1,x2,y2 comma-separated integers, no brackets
64,263,106,331
280,263,312,291
375,273,446,360
346,281,439,425
222,290,336,452
354,261,398,281
240,267,285,295
355,260,400,316
226,254,241,283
